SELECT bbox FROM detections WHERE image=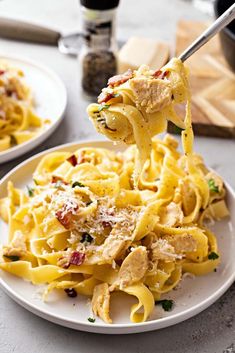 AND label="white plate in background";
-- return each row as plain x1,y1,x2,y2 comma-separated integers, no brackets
0,140,235,334
0,55,67,163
